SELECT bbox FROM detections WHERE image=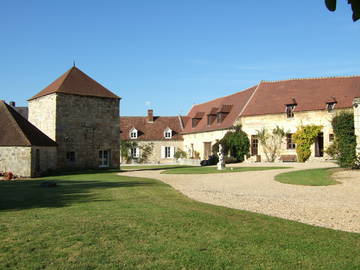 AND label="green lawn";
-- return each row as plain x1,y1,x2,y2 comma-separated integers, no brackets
121,164,191,171
162,166,290,174
275,168,340,186
0,171,359,269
